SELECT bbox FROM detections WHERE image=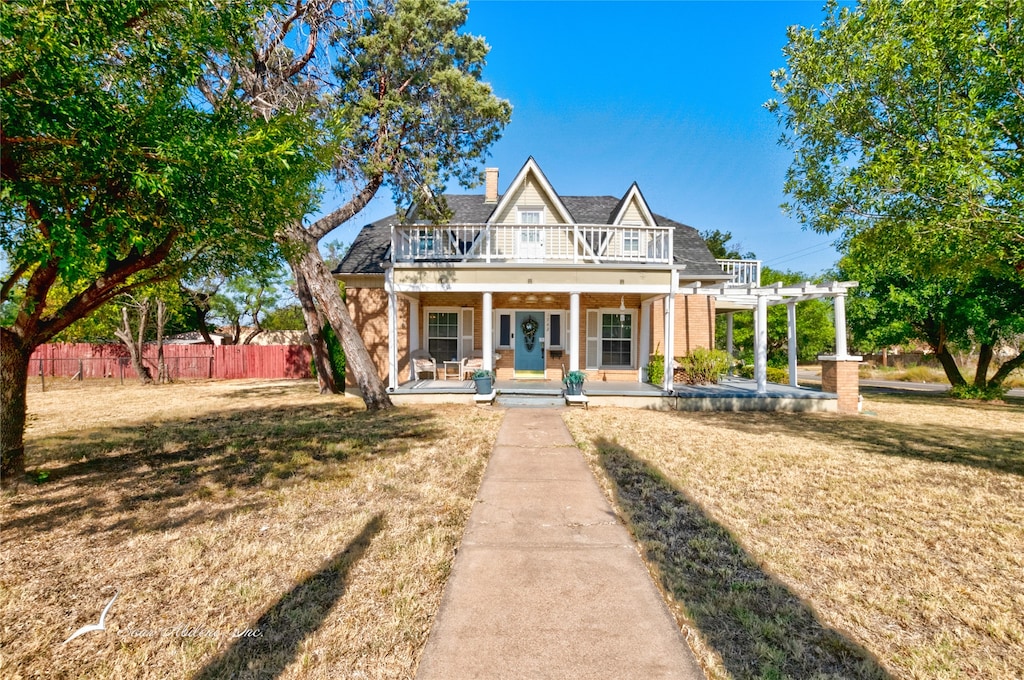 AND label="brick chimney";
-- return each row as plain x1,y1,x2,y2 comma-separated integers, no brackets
484,167,499,204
